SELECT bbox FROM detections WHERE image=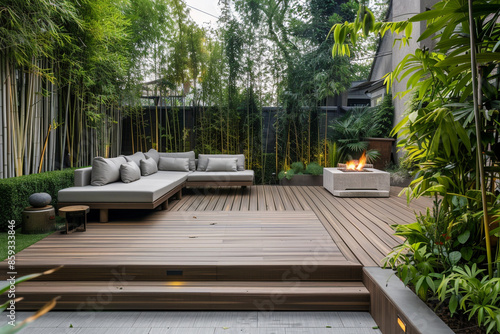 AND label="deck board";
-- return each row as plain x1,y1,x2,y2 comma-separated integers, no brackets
1,185,433,311
174,186,430,266
3,186,431,276
6,209,359,281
